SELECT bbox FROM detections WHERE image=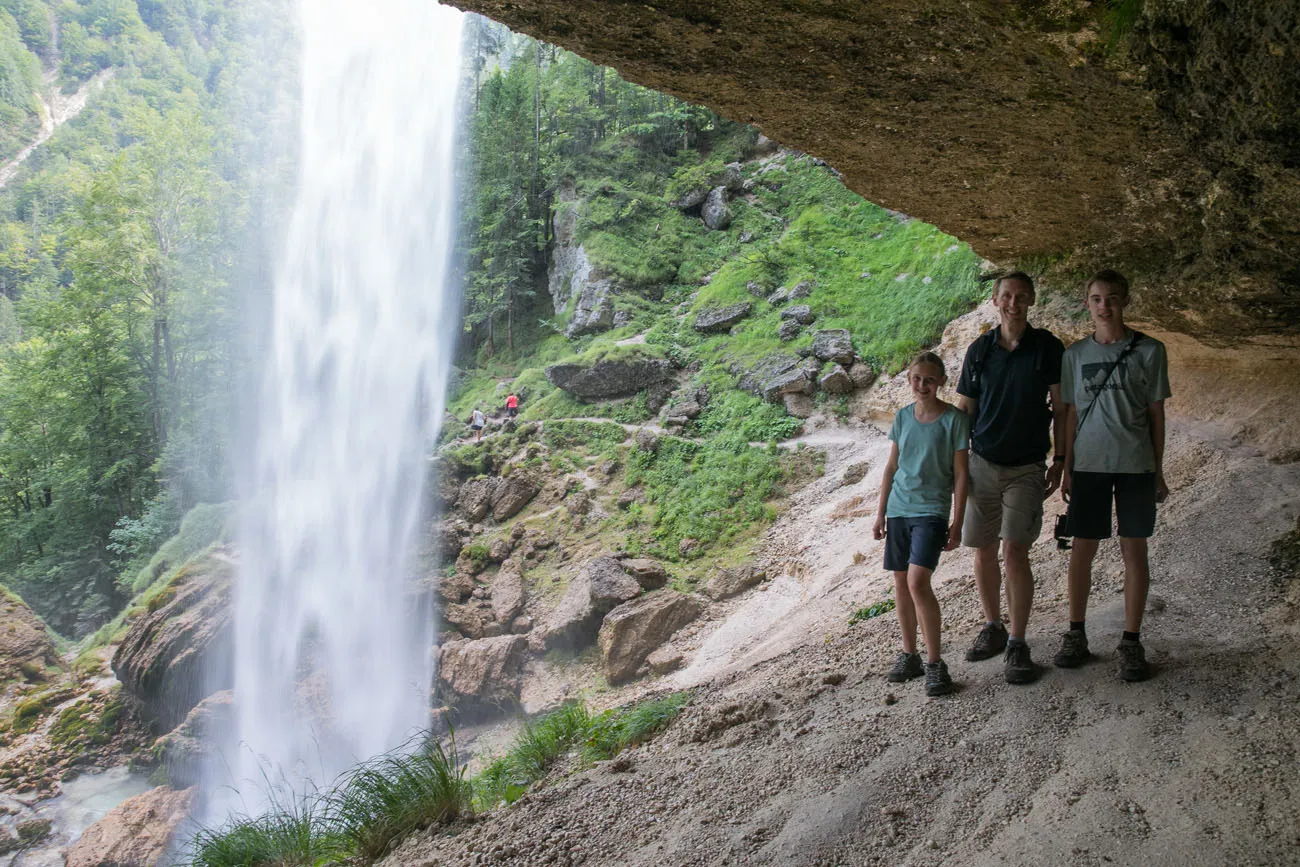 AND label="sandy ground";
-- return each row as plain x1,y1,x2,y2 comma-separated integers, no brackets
386,405,1300,866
